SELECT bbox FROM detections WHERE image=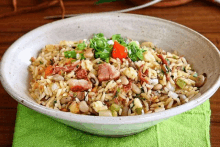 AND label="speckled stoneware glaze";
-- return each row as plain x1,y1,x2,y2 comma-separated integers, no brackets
1,13,220,136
